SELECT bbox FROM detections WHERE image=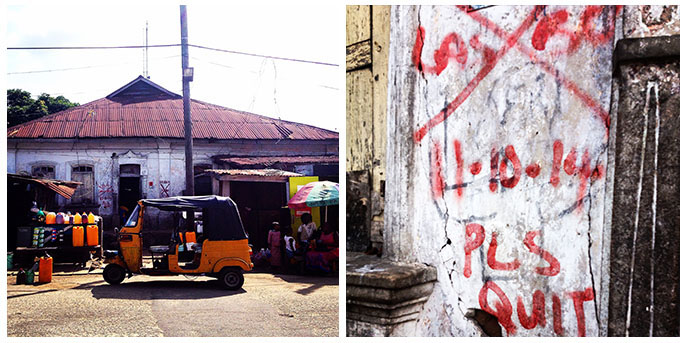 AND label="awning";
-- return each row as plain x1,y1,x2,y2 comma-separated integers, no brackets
203,169,303,182
8,173,82,199
212,155,339,168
